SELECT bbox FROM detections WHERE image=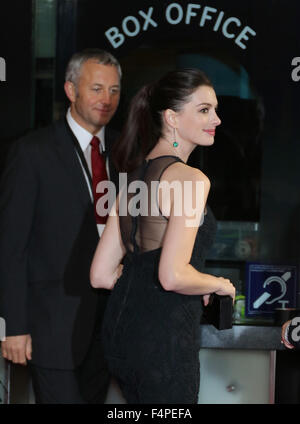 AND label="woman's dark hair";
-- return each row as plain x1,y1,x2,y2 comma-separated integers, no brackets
113,68,213,172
